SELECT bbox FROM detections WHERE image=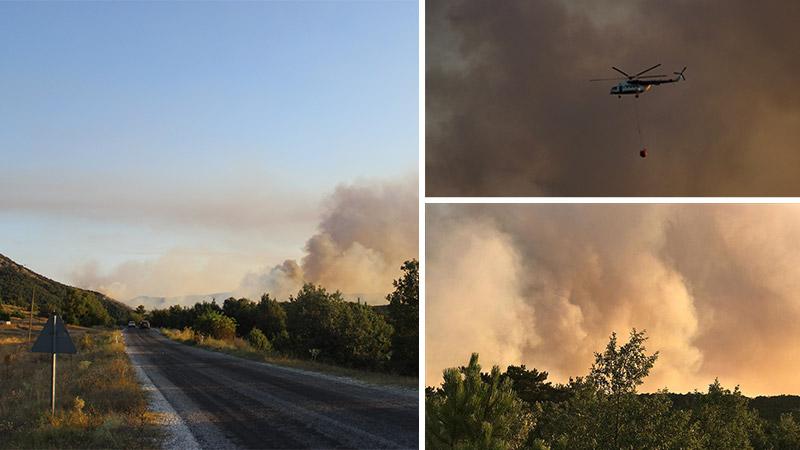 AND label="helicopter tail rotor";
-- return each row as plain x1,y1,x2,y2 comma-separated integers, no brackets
674,67,687,81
